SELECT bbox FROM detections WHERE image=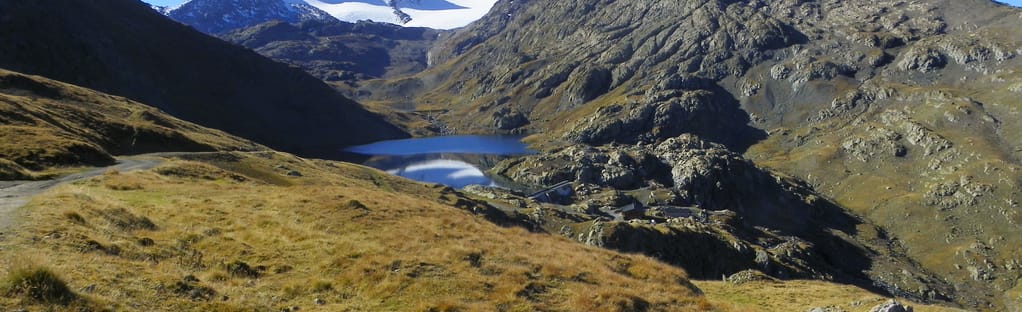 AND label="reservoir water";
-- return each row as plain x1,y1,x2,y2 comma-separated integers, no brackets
344,135,534,188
